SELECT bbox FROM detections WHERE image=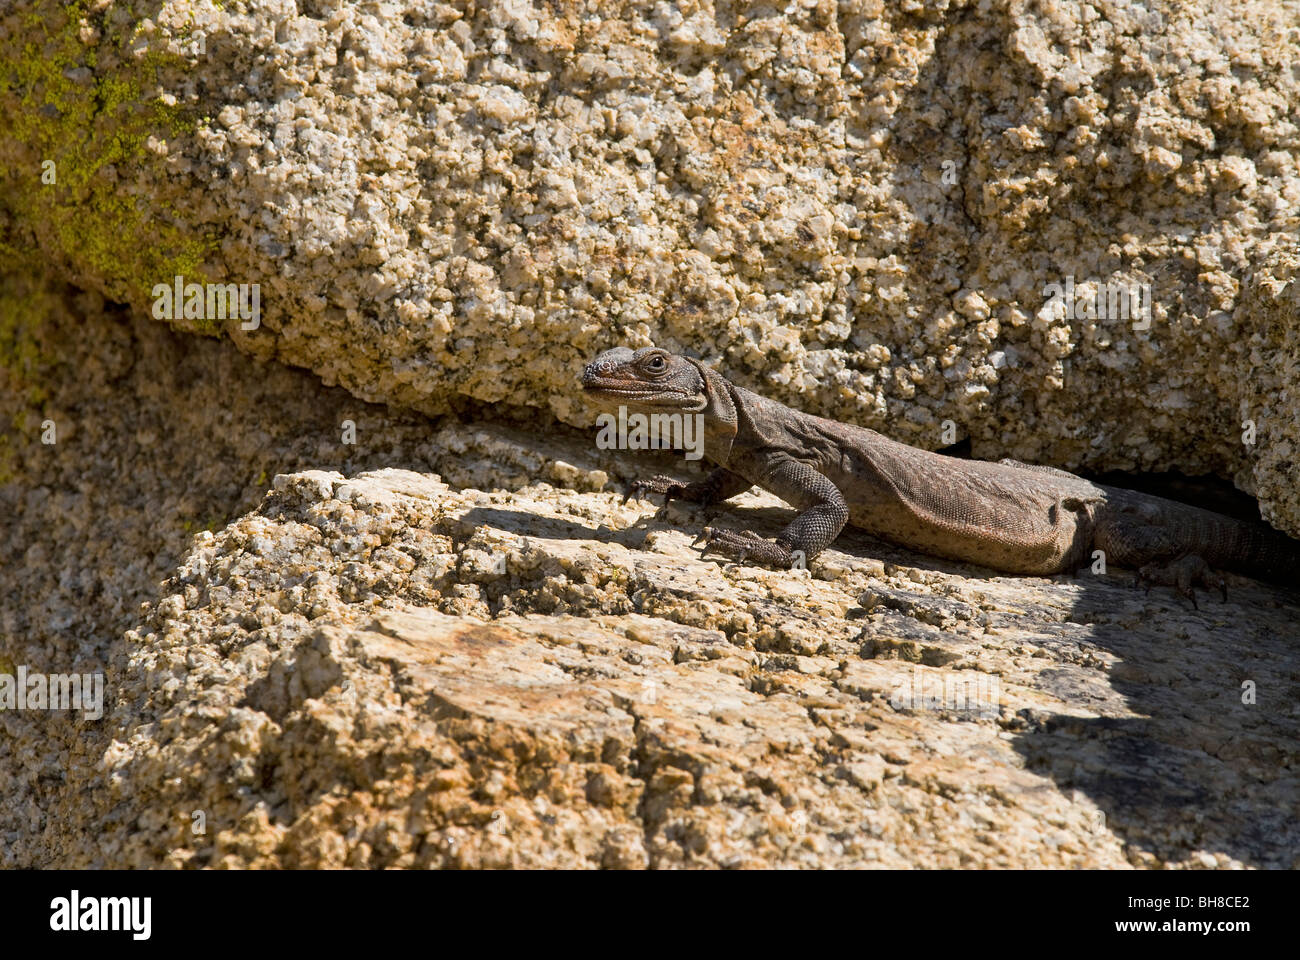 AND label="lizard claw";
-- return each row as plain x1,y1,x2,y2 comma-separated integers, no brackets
696,527,737,559
694,527,797,567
